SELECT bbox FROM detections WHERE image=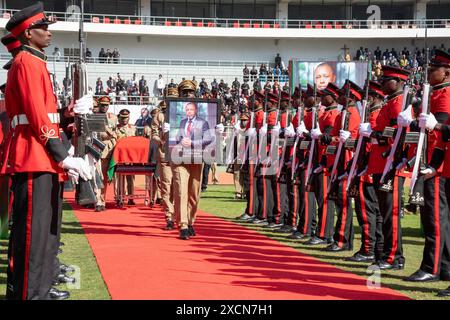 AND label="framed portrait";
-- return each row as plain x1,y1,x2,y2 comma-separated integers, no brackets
165,97,222,165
